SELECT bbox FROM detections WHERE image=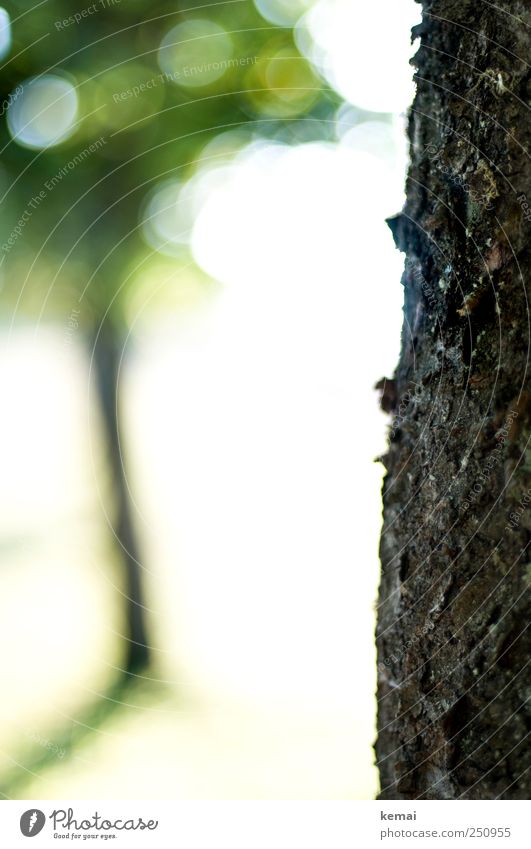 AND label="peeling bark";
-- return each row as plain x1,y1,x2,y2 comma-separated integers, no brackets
376,0,531,799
